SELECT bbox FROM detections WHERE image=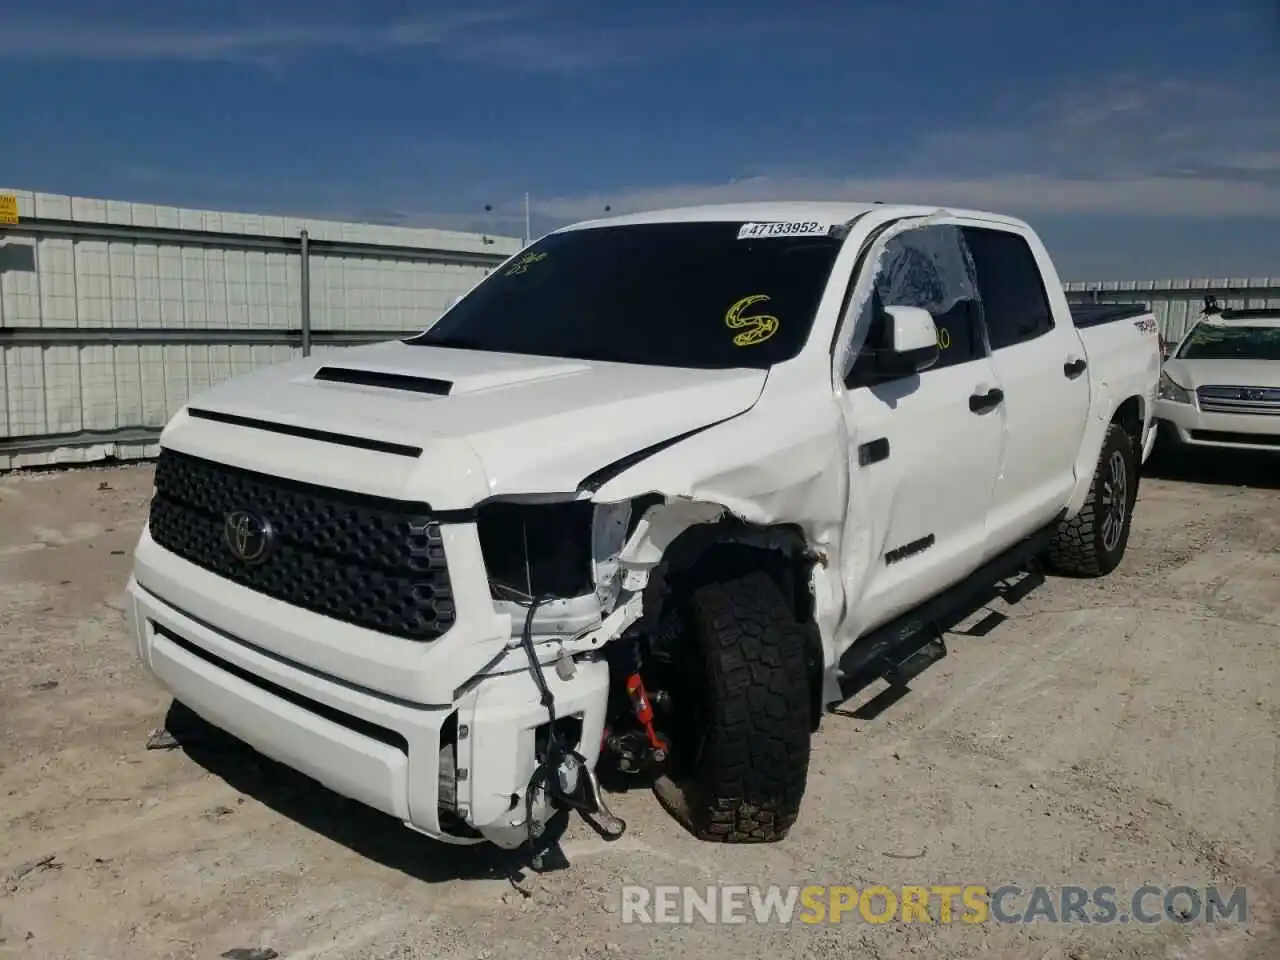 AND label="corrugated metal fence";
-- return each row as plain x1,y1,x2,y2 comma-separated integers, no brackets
0,189,521,470
3,187,1278,471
